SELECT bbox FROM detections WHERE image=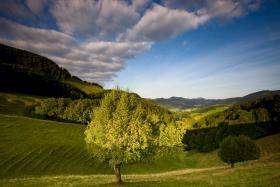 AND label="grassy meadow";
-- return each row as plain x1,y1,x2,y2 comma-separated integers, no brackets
0,117,279,187
64,80,104,95
0,92,44,116
0,92,279,186
0,113,225,179
178,105,229,130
